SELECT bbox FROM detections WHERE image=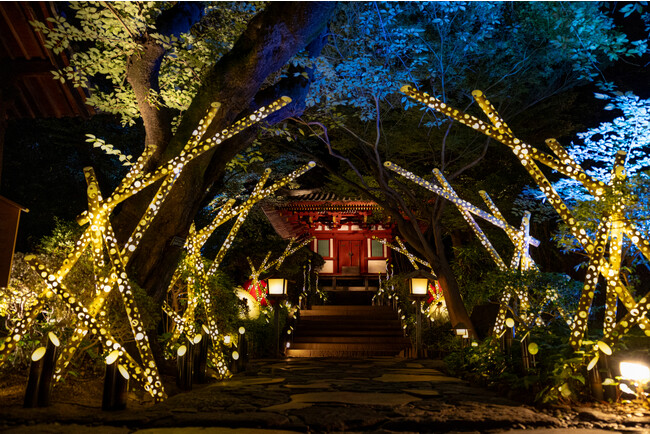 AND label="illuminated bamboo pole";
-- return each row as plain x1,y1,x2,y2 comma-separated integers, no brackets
102,97,292,211
267,237,314,270
121,171,180,259
24,256,166,401
103,223,164,391
599,266,650,333
603,153,627,336
385,161,541,248
373,236,431,269
569,221,610,349
194,199,237,247
23,345,46,408
102,351,129,411
399,86,595,253
434,169,507,270
53,168,111,379
0,287,53,363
